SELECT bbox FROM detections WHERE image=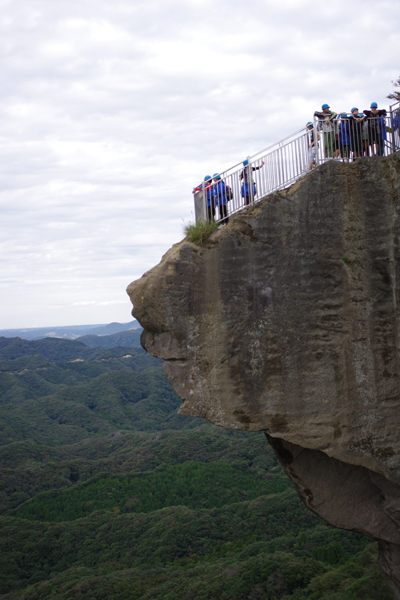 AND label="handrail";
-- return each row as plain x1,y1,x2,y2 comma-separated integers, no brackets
194,101,400,224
